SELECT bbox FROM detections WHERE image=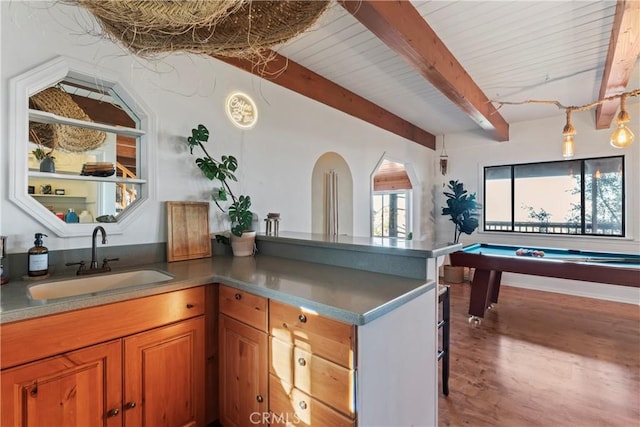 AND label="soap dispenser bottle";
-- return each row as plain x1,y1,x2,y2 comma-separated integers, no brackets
64,208,79,223
28,233,49,277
